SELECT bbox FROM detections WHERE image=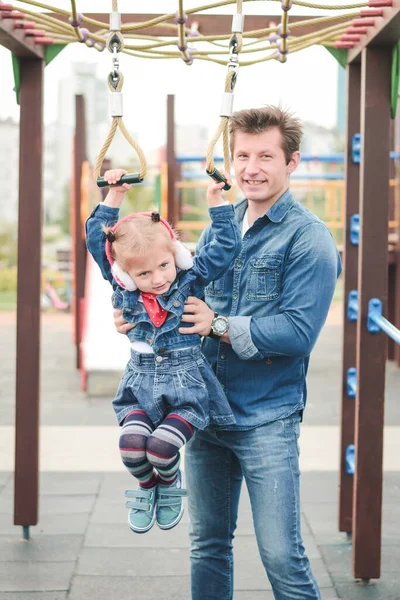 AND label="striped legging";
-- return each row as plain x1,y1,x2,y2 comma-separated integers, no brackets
119,409,194,488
